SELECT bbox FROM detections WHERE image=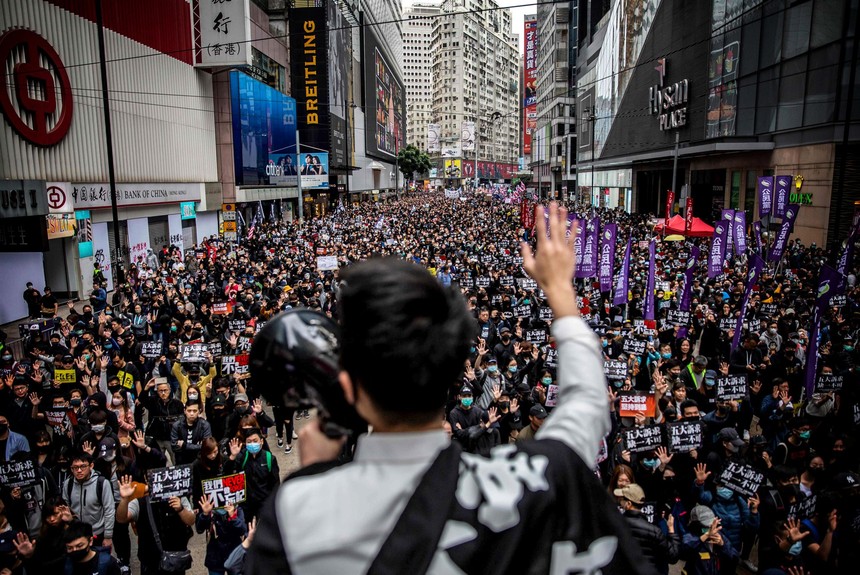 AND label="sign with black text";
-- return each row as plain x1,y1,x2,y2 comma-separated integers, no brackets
666,420,704,453
513,304,531,318
667,310,691,327
0,460,38,488
221,354,250,376
604,360,628,381
719,462,764,498
201,472,247,508
618,390,656,417
141,341,163,359
716,374,747,400
622,424,663,453
525,329,547,344
147,464,193,502
180,344,207,363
